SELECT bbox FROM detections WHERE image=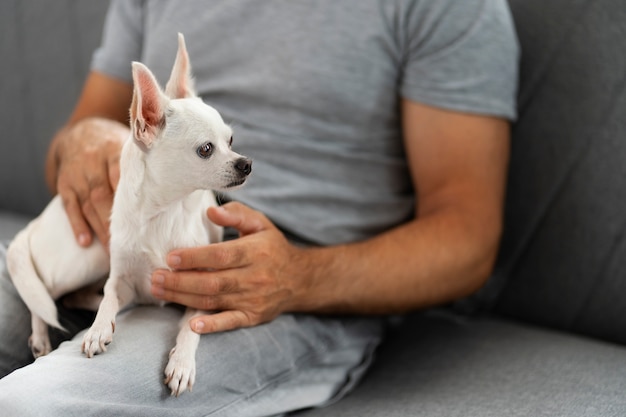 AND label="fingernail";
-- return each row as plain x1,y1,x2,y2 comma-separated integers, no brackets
78,233,90,246
209,206,227,218
152,274,164,285
152,286,164,298
168,255,181,267
193,320,205,333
